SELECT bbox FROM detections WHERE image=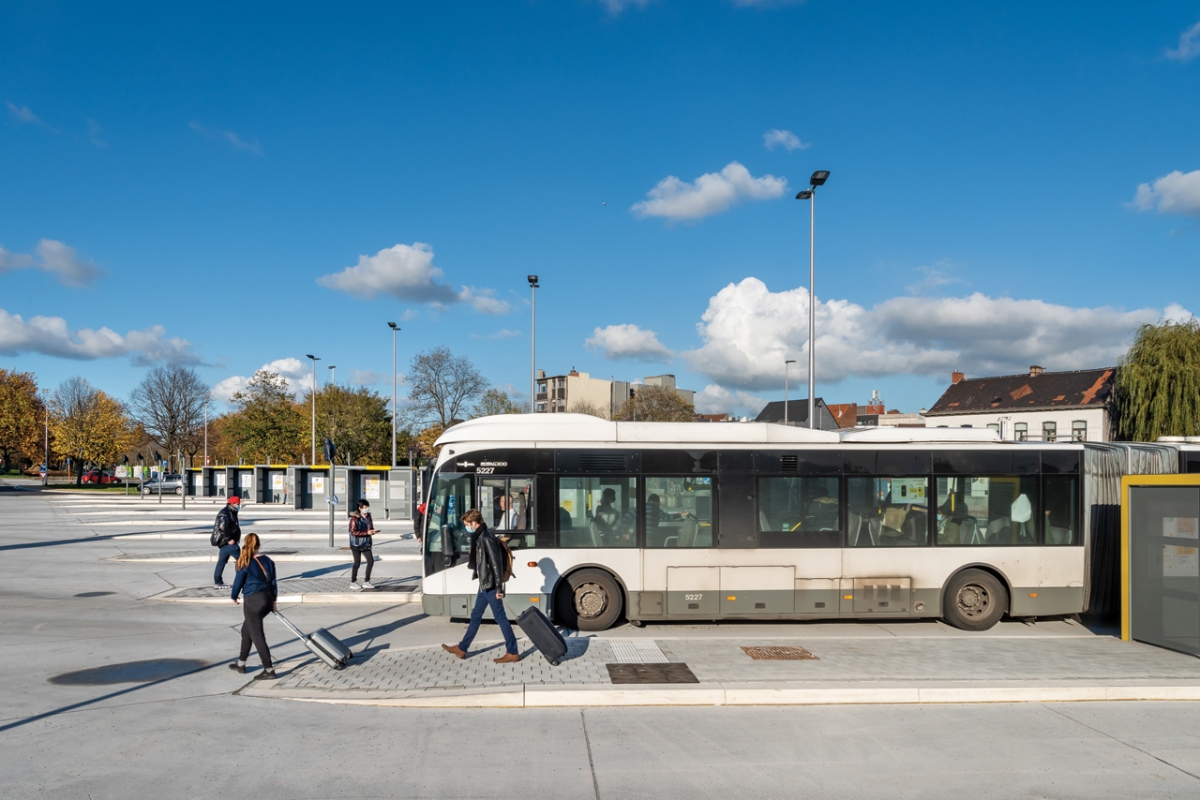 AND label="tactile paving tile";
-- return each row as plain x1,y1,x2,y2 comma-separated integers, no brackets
606,638,669,664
